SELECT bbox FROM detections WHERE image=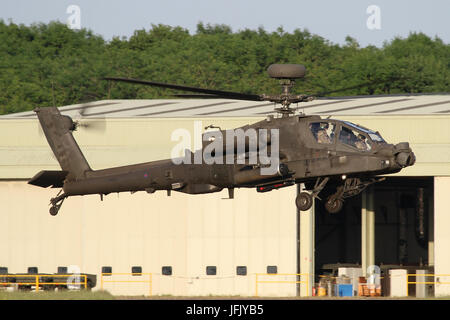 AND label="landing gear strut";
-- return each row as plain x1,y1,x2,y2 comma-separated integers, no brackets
324,177,385,214
296,177,384,213
49,191,67,216
296,177,329,211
